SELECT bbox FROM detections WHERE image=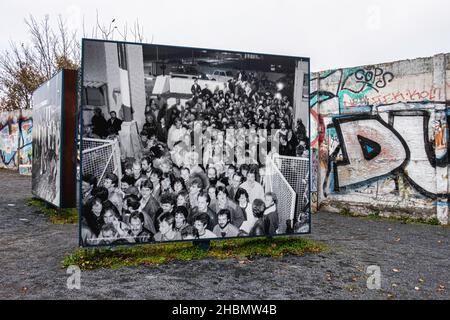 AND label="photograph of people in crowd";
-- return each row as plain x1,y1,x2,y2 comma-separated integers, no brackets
80,41,310,246
32,71,62,207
